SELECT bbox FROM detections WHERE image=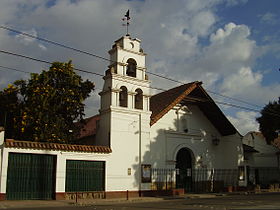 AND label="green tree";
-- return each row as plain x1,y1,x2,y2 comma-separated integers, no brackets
0,61,94,143
257,97,280,144
0,83,21,139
